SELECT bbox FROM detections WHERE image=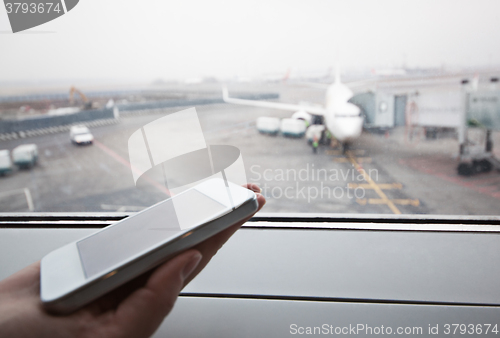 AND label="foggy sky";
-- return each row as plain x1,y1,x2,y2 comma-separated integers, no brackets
0,0,499,82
